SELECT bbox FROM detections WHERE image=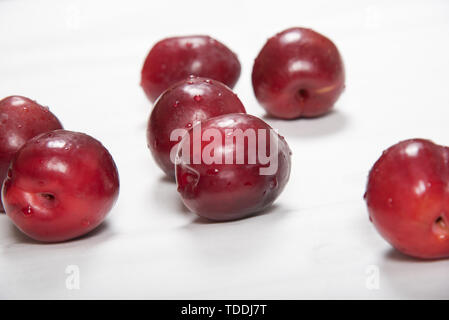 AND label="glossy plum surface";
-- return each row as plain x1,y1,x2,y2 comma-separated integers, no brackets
0,96,63,212
175,113,291,221
2,130,119,242
365,139,449,259
252,27,345,119
147,77,246,178
141,35,241,102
